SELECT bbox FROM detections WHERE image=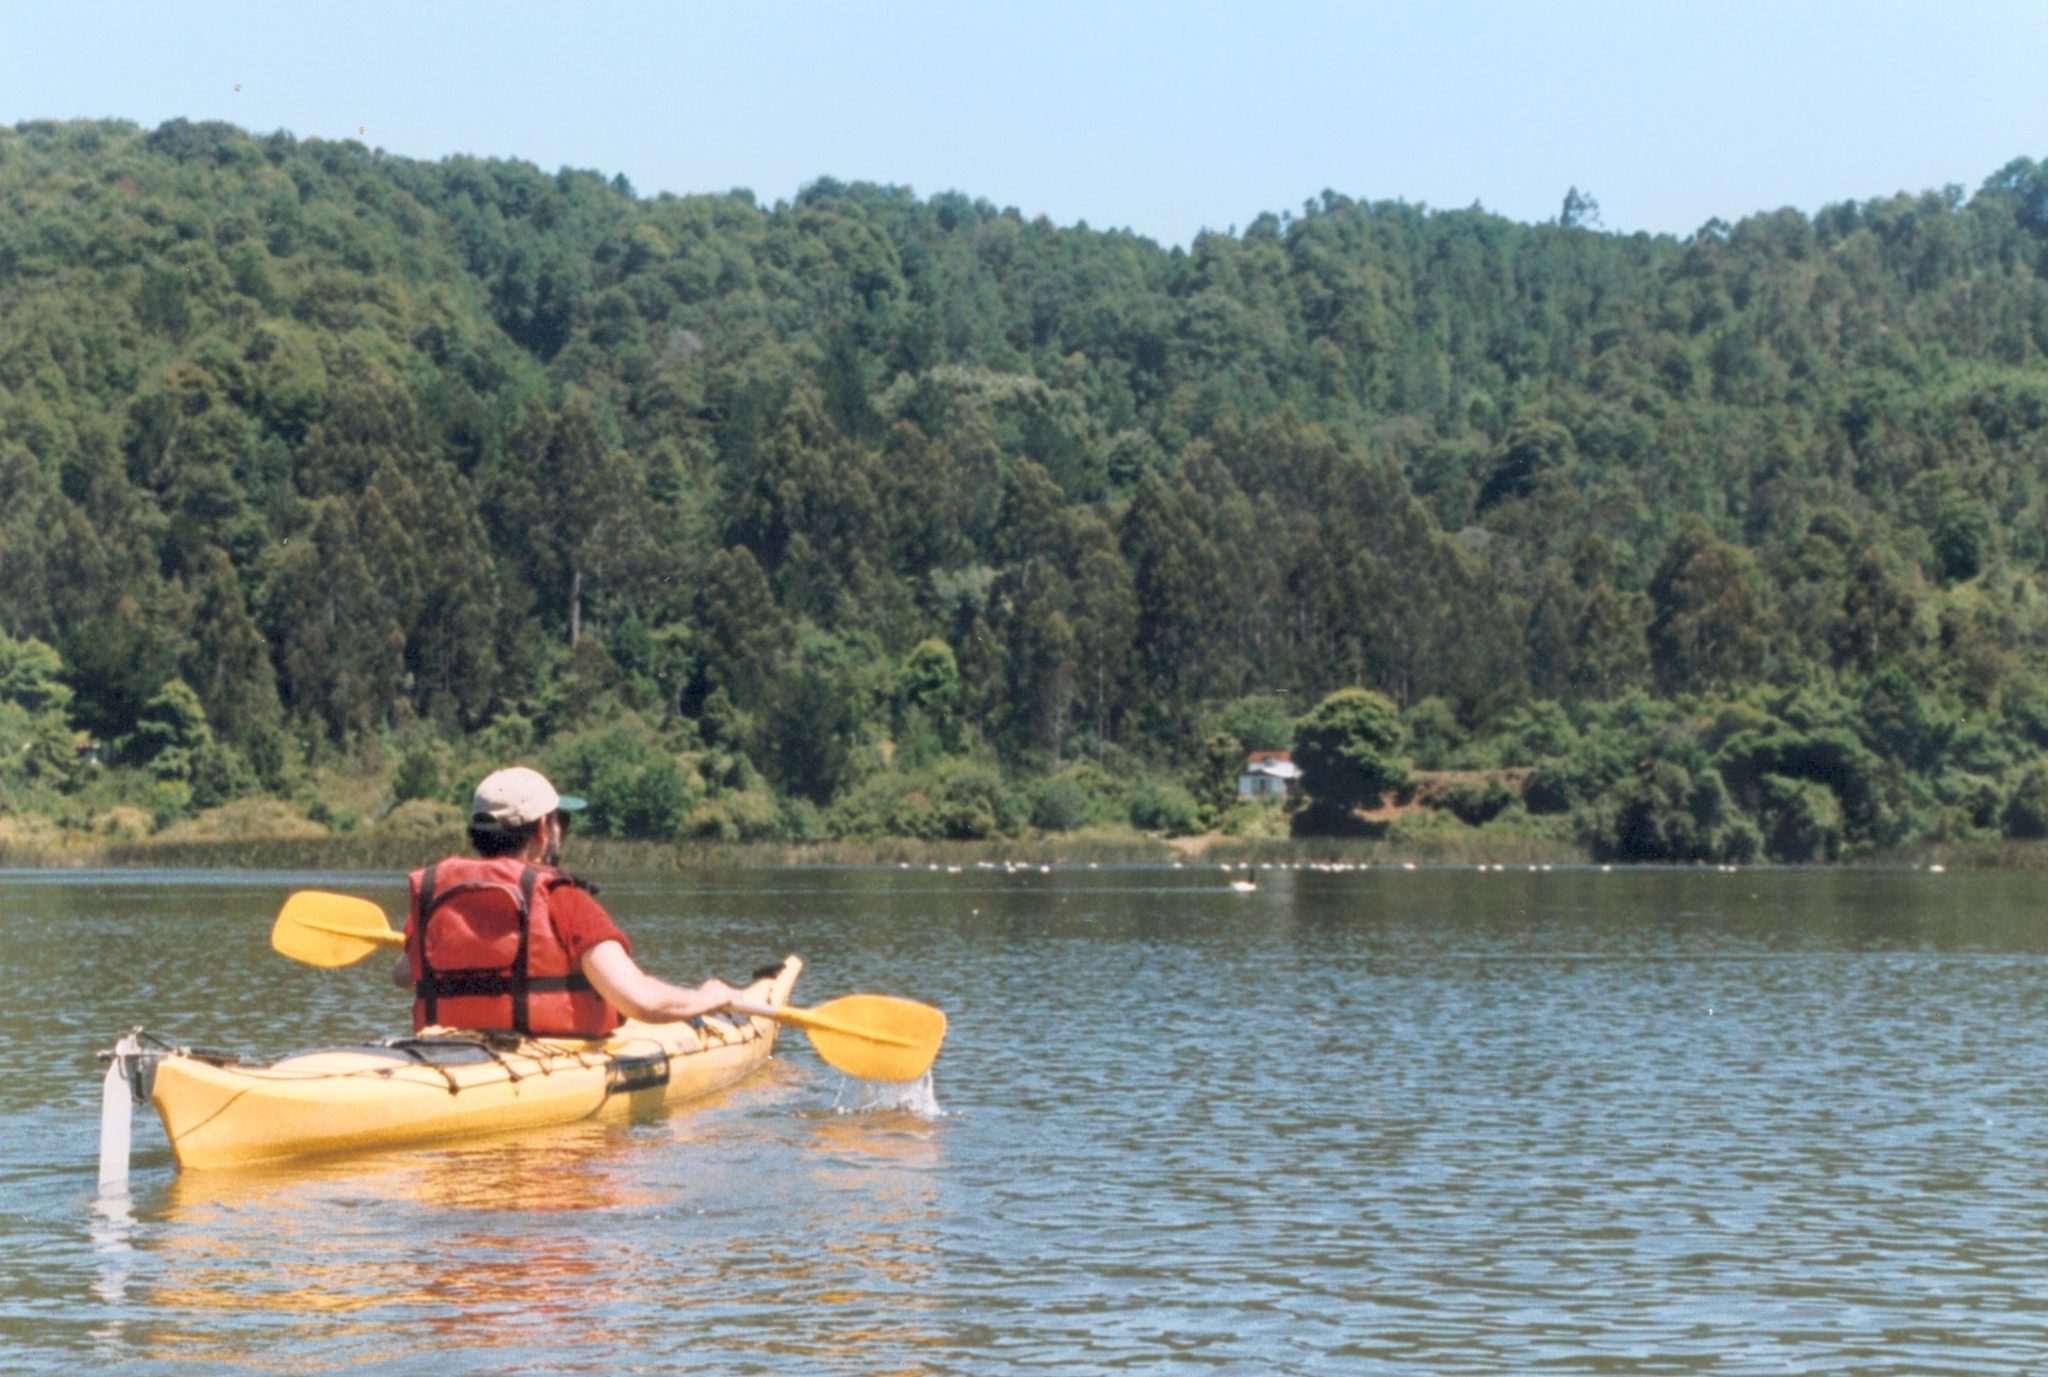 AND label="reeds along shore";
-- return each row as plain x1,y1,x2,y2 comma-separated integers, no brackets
0,829,1577,872
0,829,2005,873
